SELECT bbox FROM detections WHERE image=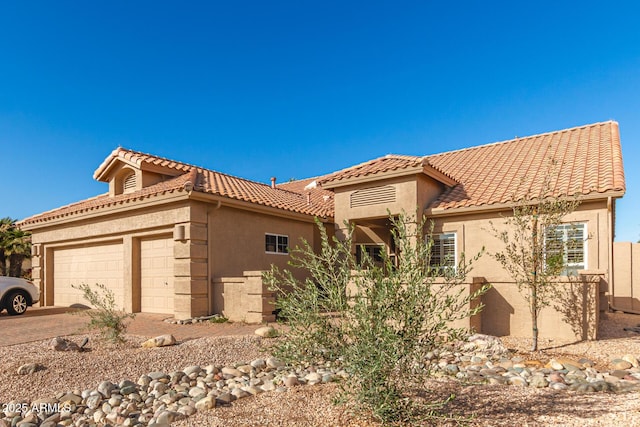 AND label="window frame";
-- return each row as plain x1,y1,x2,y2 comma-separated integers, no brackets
428,232,457,275
355,243,385,266
265,233,289,255
544,222,587,275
